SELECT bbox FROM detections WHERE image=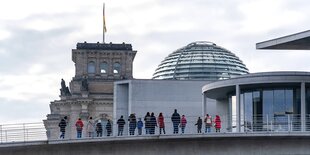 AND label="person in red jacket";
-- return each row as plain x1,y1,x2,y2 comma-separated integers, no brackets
214,115,221,132
158,112,165,134
180,115,187,134
75,118,84,138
